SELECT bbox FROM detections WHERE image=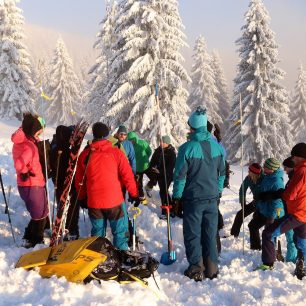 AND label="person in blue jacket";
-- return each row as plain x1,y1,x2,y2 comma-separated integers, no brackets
114,125,136,174
248,158,284,250
173,106,226,281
